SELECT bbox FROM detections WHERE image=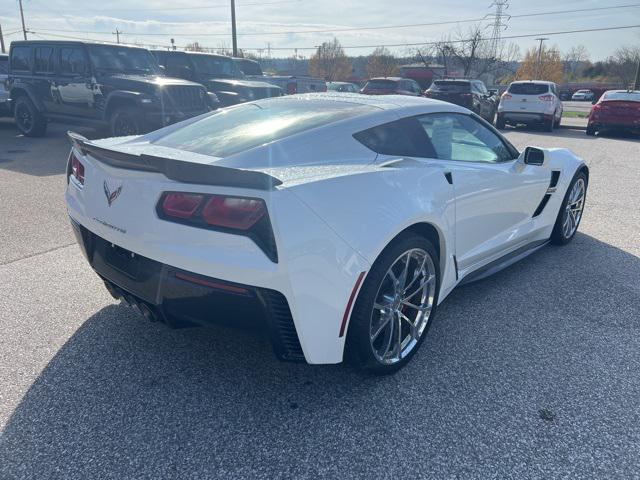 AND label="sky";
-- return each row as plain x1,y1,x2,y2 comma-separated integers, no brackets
1,0,639,59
